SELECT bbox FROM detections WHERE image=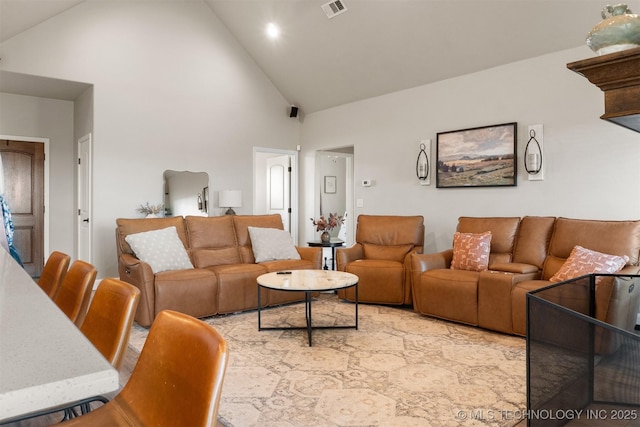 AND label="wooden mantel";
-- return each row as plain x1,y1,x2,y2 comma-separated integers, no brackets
567,46,640,133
